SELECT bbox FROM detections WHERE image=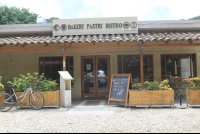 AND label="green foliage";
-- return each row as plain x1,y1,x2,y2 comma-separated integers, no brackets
158,79,172,90
39,79,58,91
7,72,58,92
144,81,160,90
131,83,143,90
185,77,200,90
189,16,200,20
0,76,4,91
7,72,39,92
0,5,38,24
46,17,59,23
131,80,172,91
